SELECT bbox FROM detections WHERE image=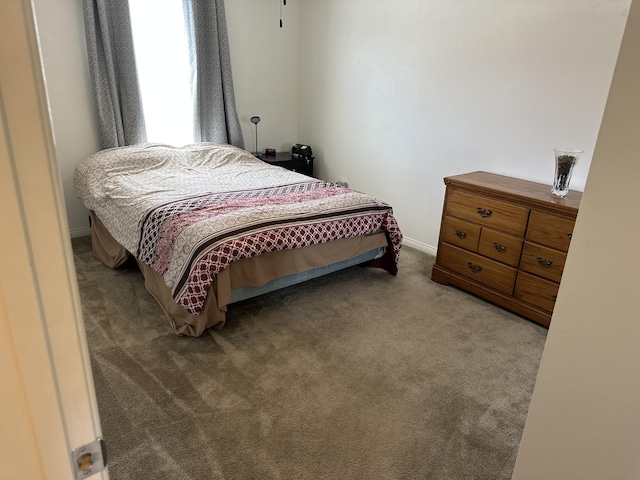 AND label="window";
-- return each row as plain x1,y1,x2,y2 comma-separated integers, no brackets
128,0,194,146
